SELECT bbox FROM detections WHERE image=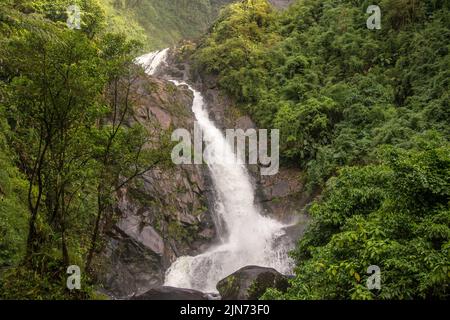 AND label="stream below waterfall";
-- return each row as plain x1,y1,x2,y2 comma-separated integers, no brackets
136,49,293,293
